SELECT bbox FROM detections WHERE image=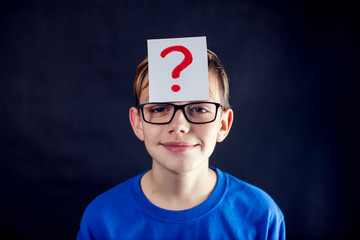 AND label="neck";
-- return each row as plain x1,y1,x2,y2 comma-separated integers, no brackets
140,161,217,210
